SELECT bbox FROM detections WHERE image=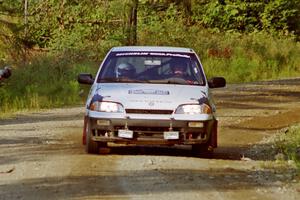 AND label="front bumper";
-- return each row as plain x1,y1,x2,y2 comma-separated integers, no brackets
87,110,215,145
